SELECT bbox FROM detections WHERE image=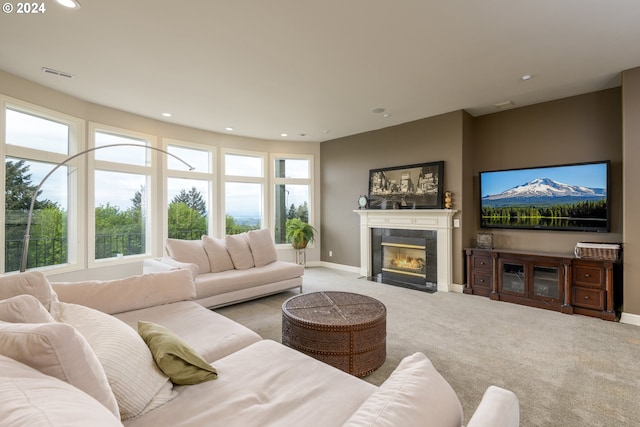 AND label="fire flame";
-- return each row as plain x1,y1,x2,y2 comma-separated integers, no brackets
390,255,424,270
